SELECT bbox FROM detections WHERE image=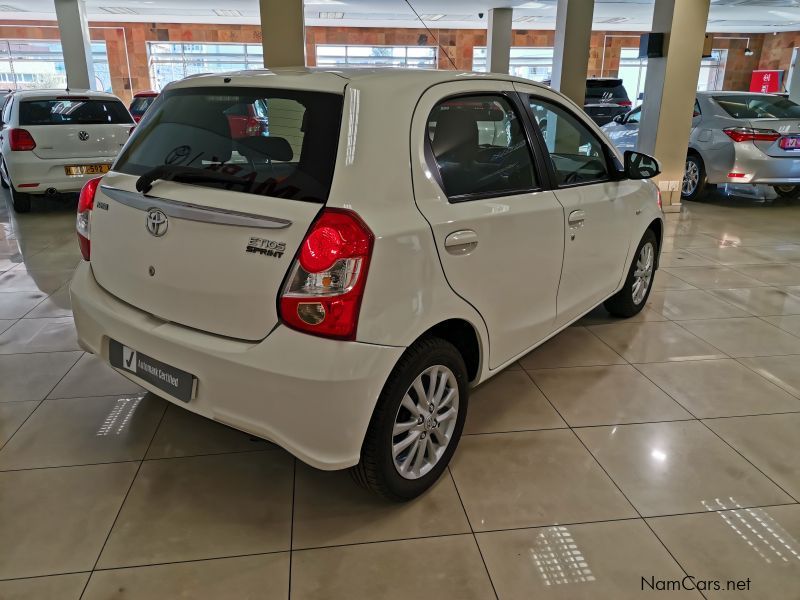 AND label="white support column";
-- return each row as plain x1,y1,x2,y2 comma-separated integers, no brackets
638,0,711,210
487,8,513,74
788,48,800,105
54,0,95,90
551,0,595,107
259,0,306,68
